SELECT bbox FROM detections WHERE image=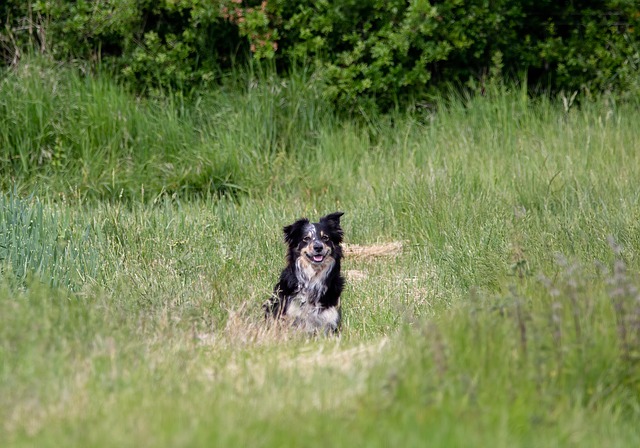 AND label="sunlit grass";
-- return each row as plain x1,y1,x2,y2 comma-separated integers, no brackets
1,61,640,446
